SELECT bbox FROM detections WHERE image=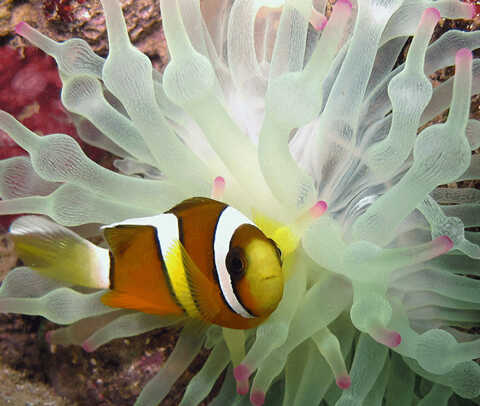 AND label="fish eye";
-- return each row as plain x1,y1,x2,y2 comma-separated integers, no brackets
226,247,246,278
